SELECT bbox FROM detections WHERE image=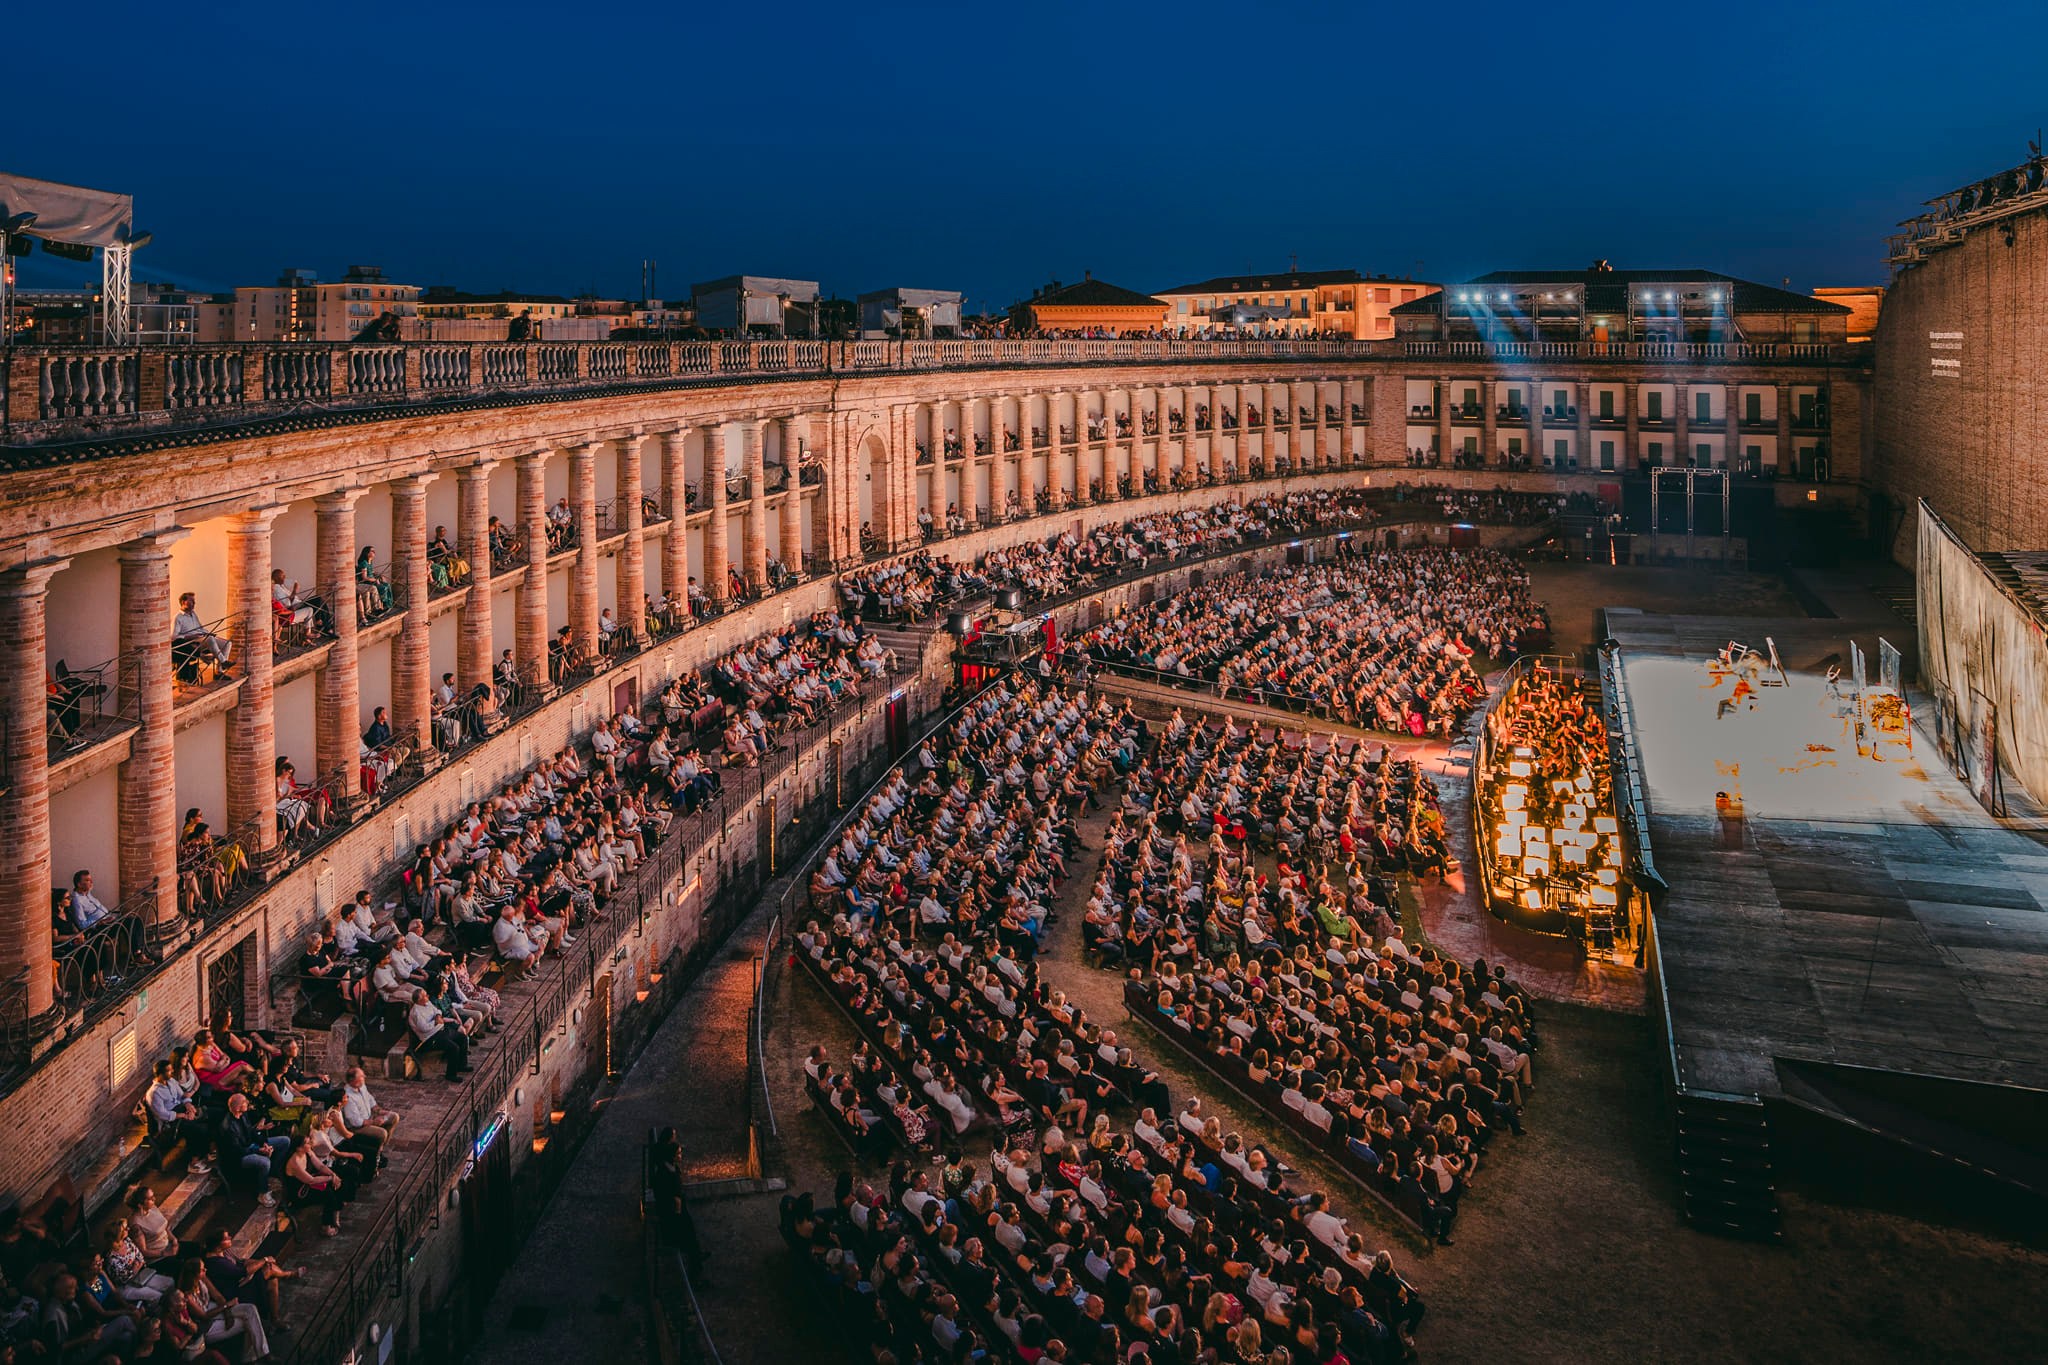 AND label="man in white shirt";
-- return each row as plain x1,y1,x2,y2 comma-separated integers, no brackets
494,903,546,962
340,1066,398,1144
901,1171,941,1225
174,592,232,672
1303,1194,1348,1253
145,1062,213,1173
407,988,470,1081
